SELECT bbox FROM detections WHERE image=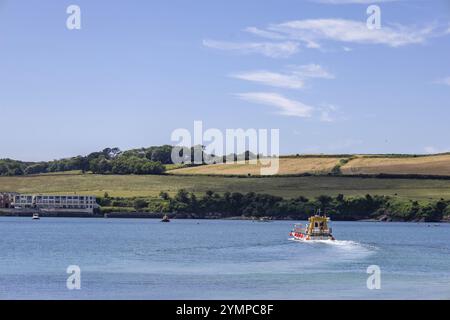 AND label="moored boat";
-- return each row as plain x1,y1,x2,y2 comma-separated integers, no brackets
32,213,40,220
161,215,170,222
